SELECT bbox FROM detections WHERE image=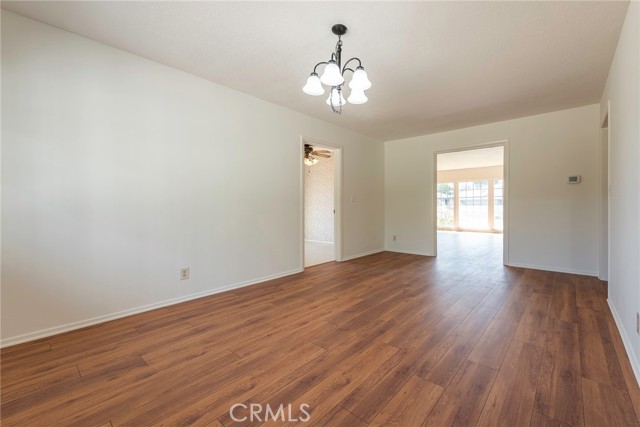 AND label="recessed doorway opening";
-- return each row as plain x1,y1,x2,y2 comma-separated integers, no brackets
434,143,508,265
302,140,342,267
